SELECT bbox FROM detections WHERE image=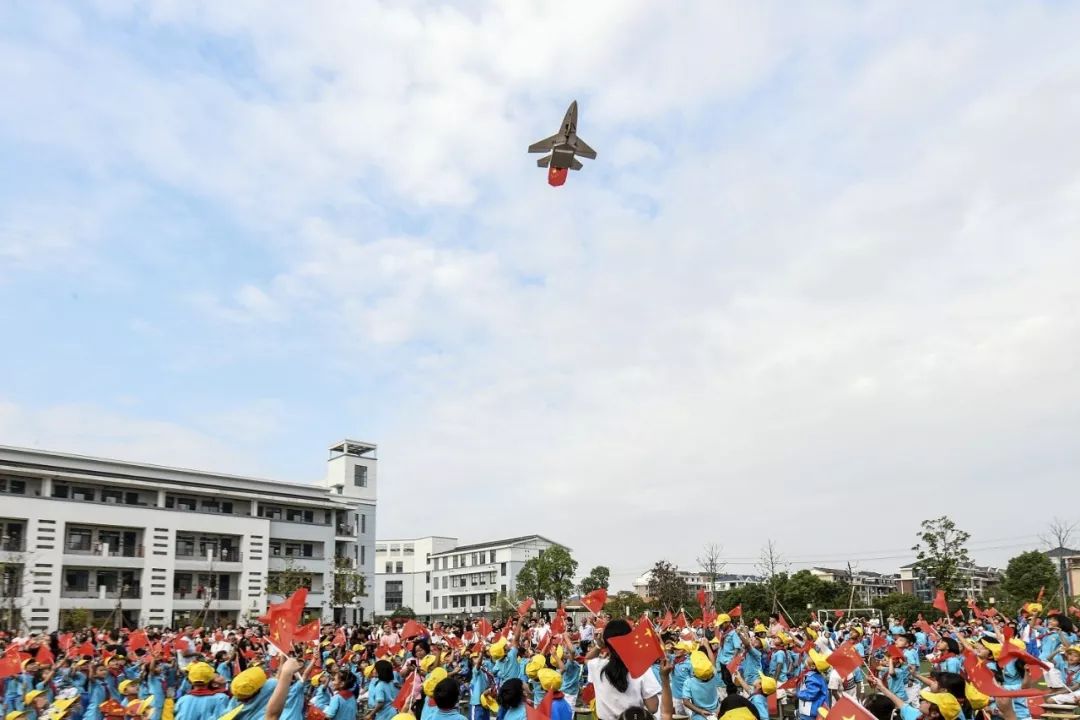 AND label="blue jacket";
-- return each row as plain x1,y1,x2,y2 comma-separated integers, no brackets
796,671,829,720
